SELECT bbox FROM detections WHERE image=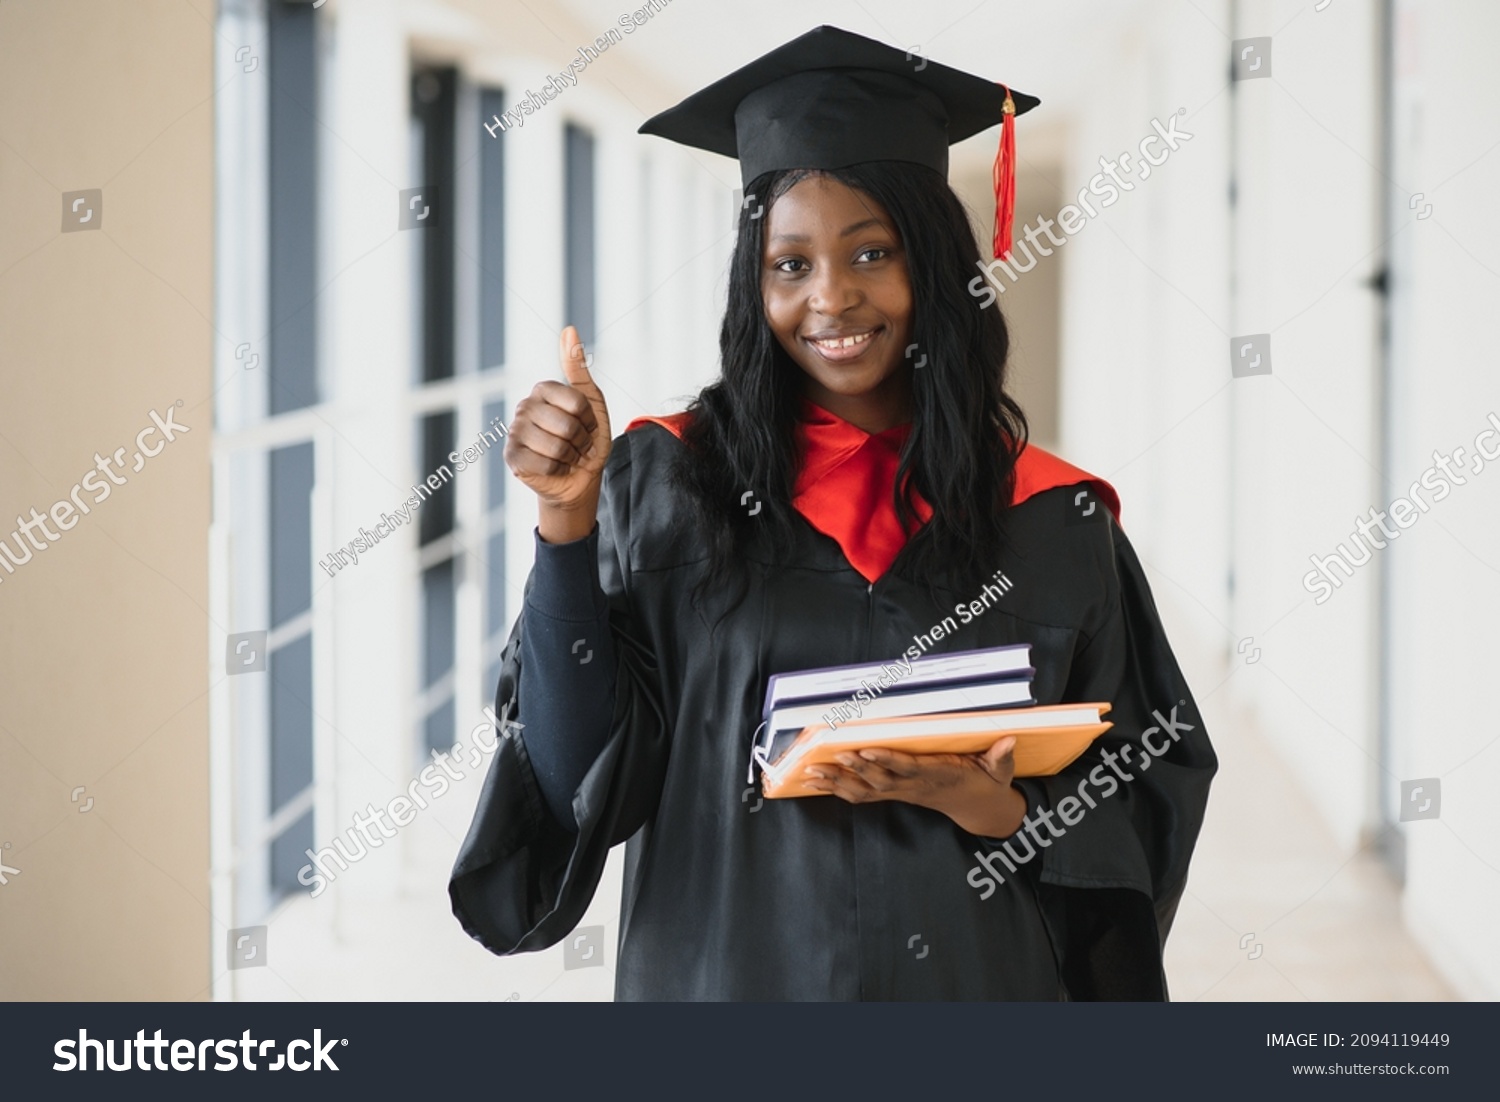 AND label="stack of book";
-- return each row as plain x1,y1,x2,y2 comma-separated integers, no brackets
750,644,1112,799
